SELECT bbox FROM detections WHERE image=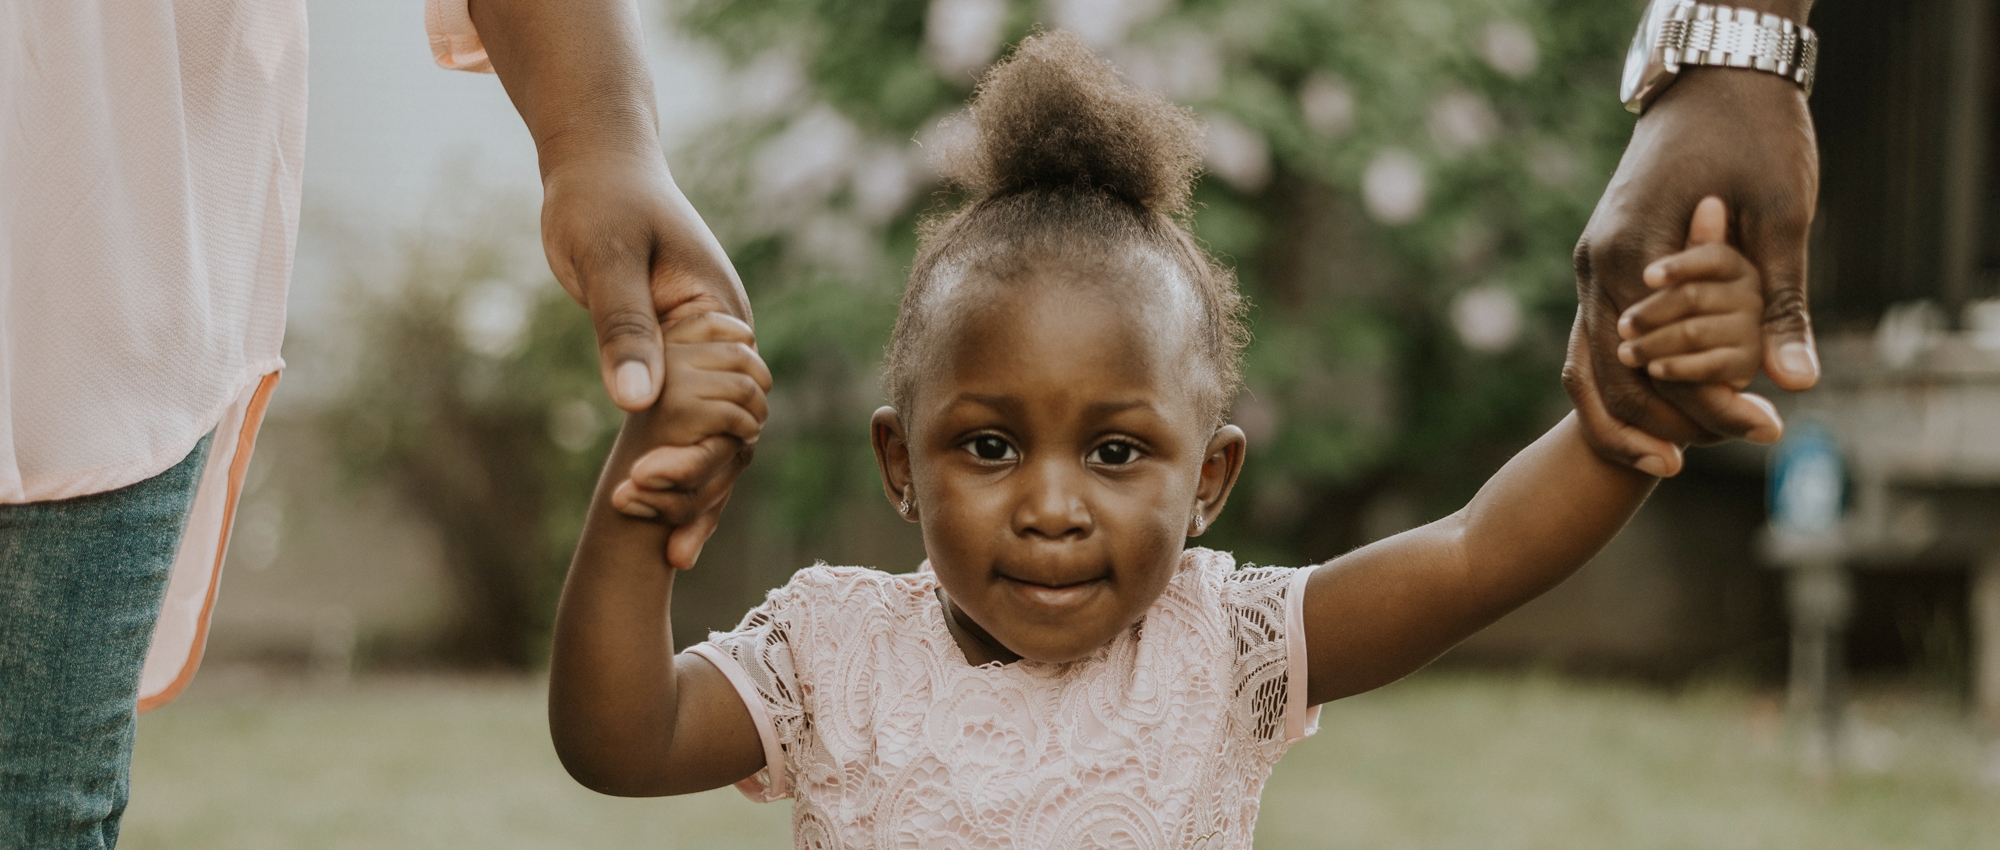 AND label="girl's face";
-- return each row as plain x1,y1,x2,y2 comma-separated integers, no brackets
872,271,1245,665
